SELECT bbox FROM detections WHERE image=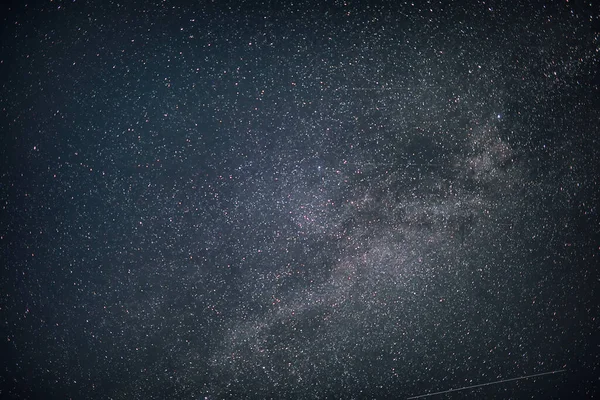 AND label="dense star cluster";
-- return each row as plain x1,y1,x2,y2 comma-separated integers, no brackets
1,1,598,399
